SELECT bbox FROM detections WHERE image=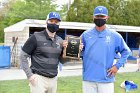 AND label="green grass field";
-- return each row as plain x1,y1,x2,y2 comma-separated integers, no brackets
0,72,139,93
0,43,4,45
